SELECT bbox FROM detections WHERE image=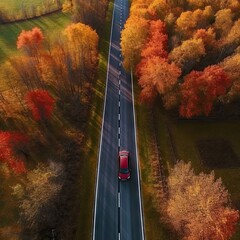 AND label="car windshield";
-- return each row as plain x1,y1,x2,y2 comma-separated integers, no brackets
120,168,129,174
